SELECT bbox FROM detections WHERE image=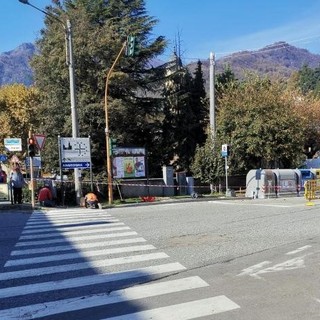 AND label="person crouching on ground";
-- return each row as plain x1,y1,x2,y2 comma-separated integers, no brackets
84,192,100,209
38,184,54,207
